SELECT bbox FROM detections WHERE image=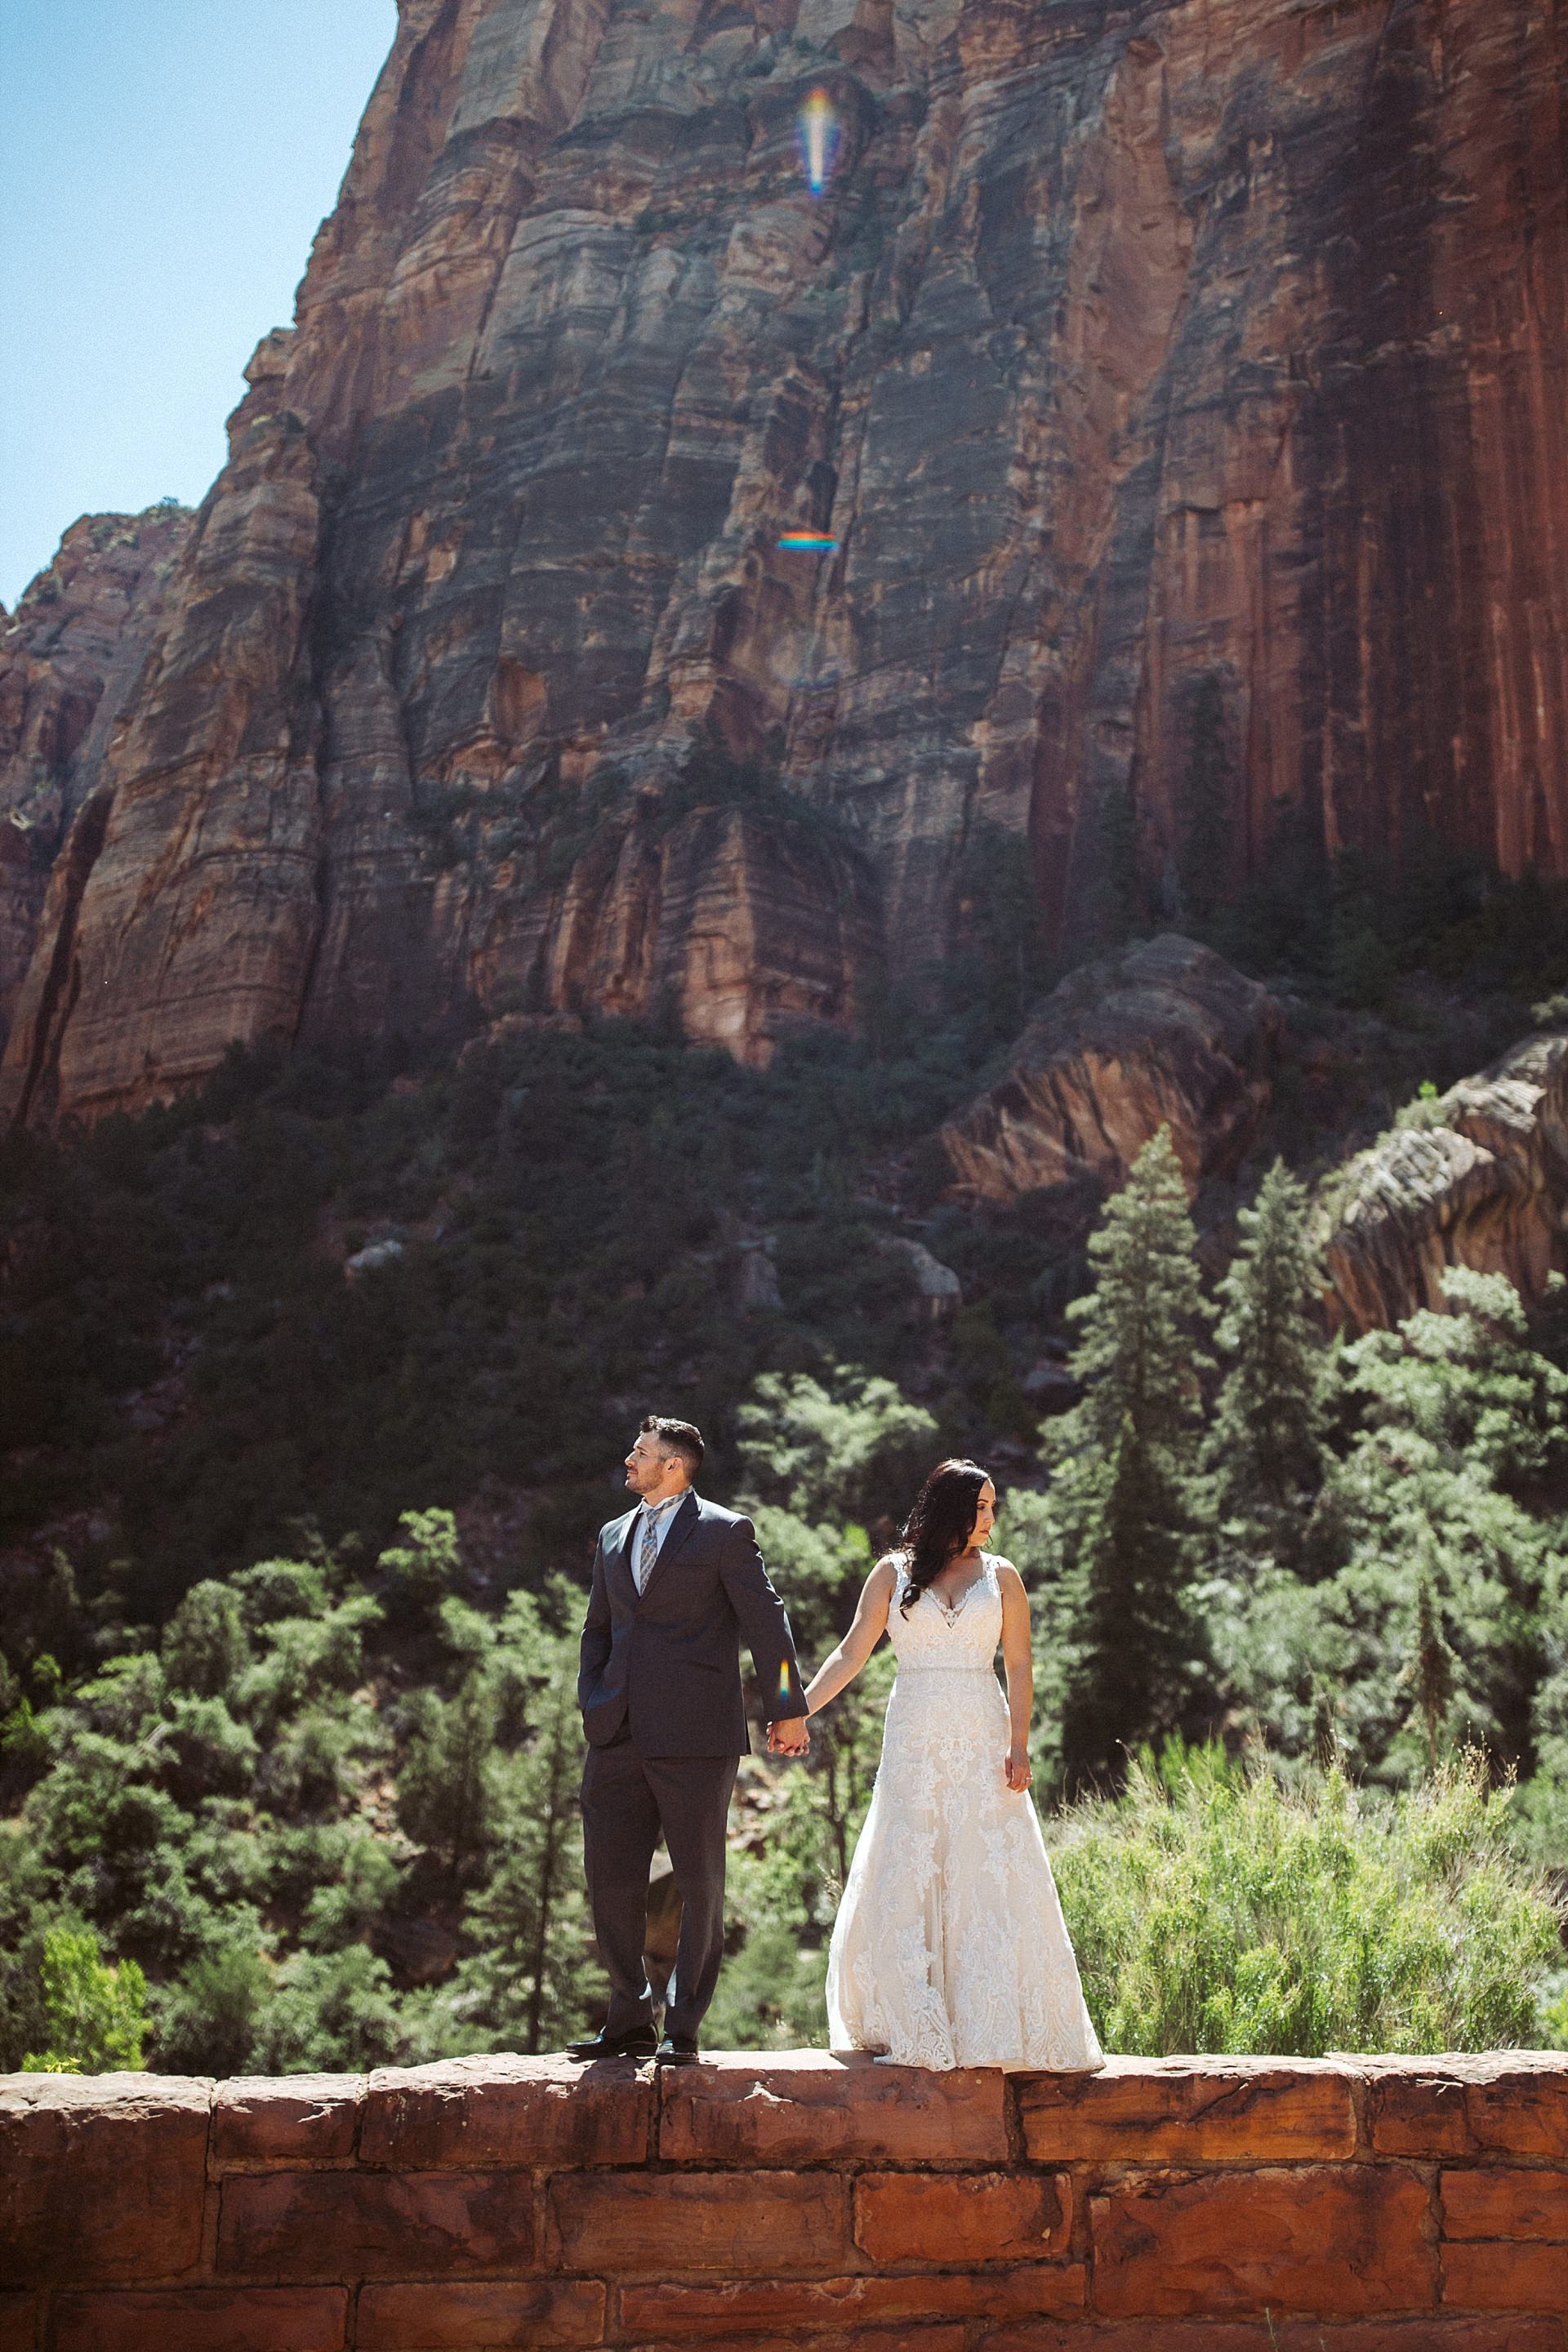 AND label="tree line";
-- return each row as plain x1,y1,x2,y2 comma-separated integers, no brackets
6,1127,1563,2072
